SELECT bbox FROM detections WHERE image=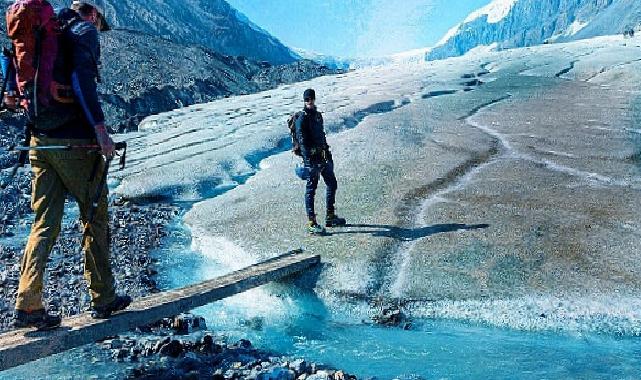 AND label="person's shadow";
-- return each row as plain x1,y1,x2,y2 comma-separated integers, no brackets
330,223,489,241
